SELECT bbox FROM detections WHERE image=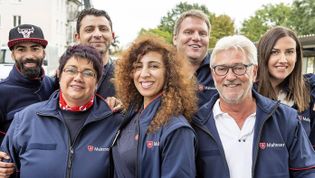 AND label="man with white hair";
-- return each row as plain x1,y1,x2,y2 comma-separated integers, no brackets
193,35,315,178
